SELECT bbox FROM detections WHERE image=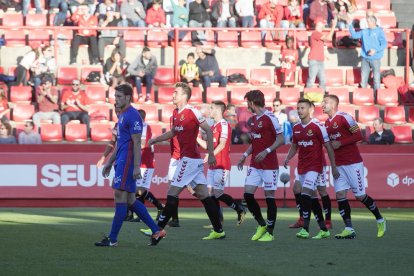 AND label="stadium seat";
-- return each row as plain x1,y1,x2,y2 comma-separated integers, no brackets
384,106,406,125
385,31,404,48
136,104,159,122
409,107,414,124
40,123,63,142
25,14,47,27
325,68,344,86
377,88,398,106
80,67,103,84
355,0,367,10
206,87,228,103
10,86,32,103
65,123,88,142
3,29,26,47
392,126,413,144
274,68,283,86
12,103,35,122
250,68,273,86
160,104,176,123
229,86,251,105
346,68,361,87
90,122,113,142
157,86,174,104
295,30,310,48
85,85,107,104
313,106,329,122
217,31,239,48
154,67,175,86
57,67,79,85
146,30,169,48
150,123,164,137
377,14,397,28
169,31,192,48
226,68,249,85
190,86,203,104
203,30,216,48
51,28,73,45
298,67,310,86
279,87,301,105
255,86,276,104
88,104,111,121
28,29,51,46
353,88,374,106
124,30,146,47
3,13,23,27
328,87,350,104
371,0,391,13
264,31,281,50
132,86,155,102
338,105,356,117
357,106,379,124
240,31,262,48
